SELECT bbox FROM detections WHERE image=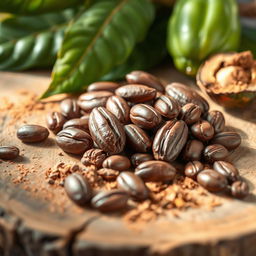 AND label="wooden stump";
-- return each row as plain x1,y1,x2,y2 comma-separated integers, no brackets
0,67,256,256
